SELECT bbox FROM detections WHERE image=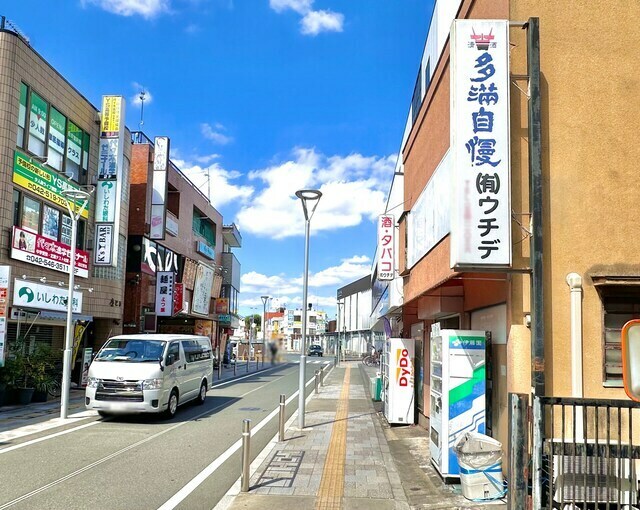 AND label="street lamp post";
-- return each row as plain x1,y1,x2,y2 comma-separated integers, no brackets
336,301,343,367
295,189,322,430
261,295,269,367
60,187,93,420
